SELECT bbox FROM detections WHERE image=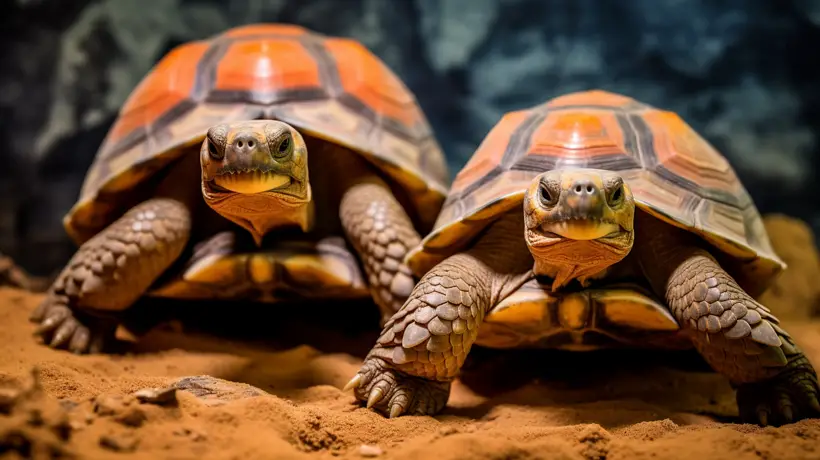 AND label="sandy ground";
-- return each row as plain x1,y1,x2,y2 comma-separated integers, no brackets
1,214,820,460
